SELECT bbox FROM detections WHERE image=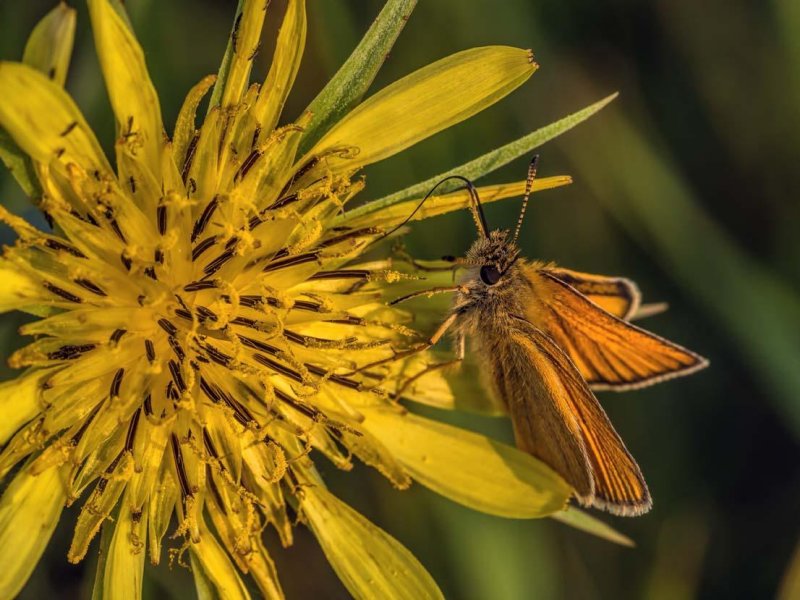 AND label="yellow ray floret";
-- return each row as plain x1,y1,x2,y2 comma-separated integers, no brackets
0,0,623,597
